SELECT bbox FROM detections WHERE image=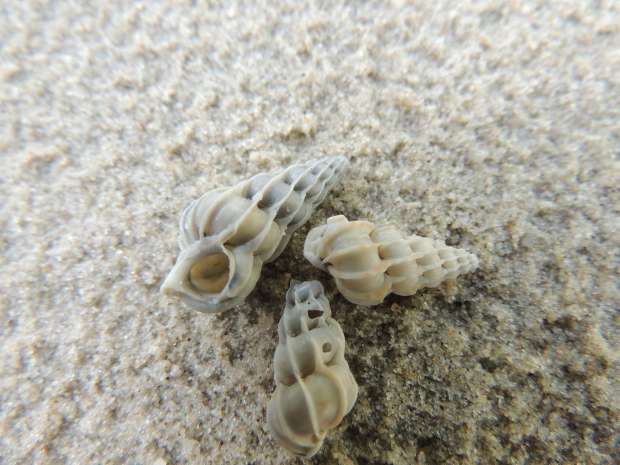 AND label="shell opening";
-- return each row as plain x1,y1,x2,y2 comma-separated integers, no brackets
189,253,230,294
308,310,323,319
